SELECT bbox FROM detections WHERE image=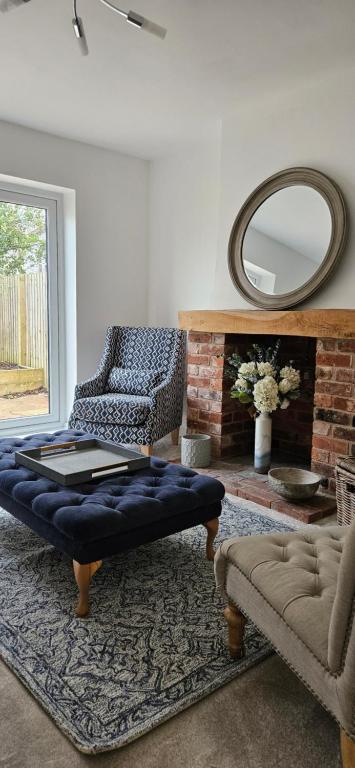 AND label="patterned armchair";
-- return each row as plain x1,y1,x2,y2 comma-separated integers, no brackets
69,326,186,454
